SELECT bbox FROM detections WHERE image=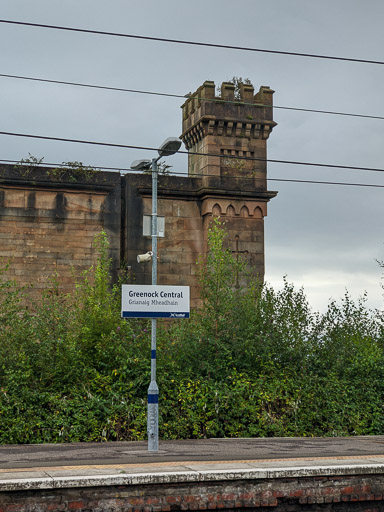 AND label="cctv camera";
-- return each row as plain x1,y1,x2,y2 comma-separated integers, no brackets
137,251,153,263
